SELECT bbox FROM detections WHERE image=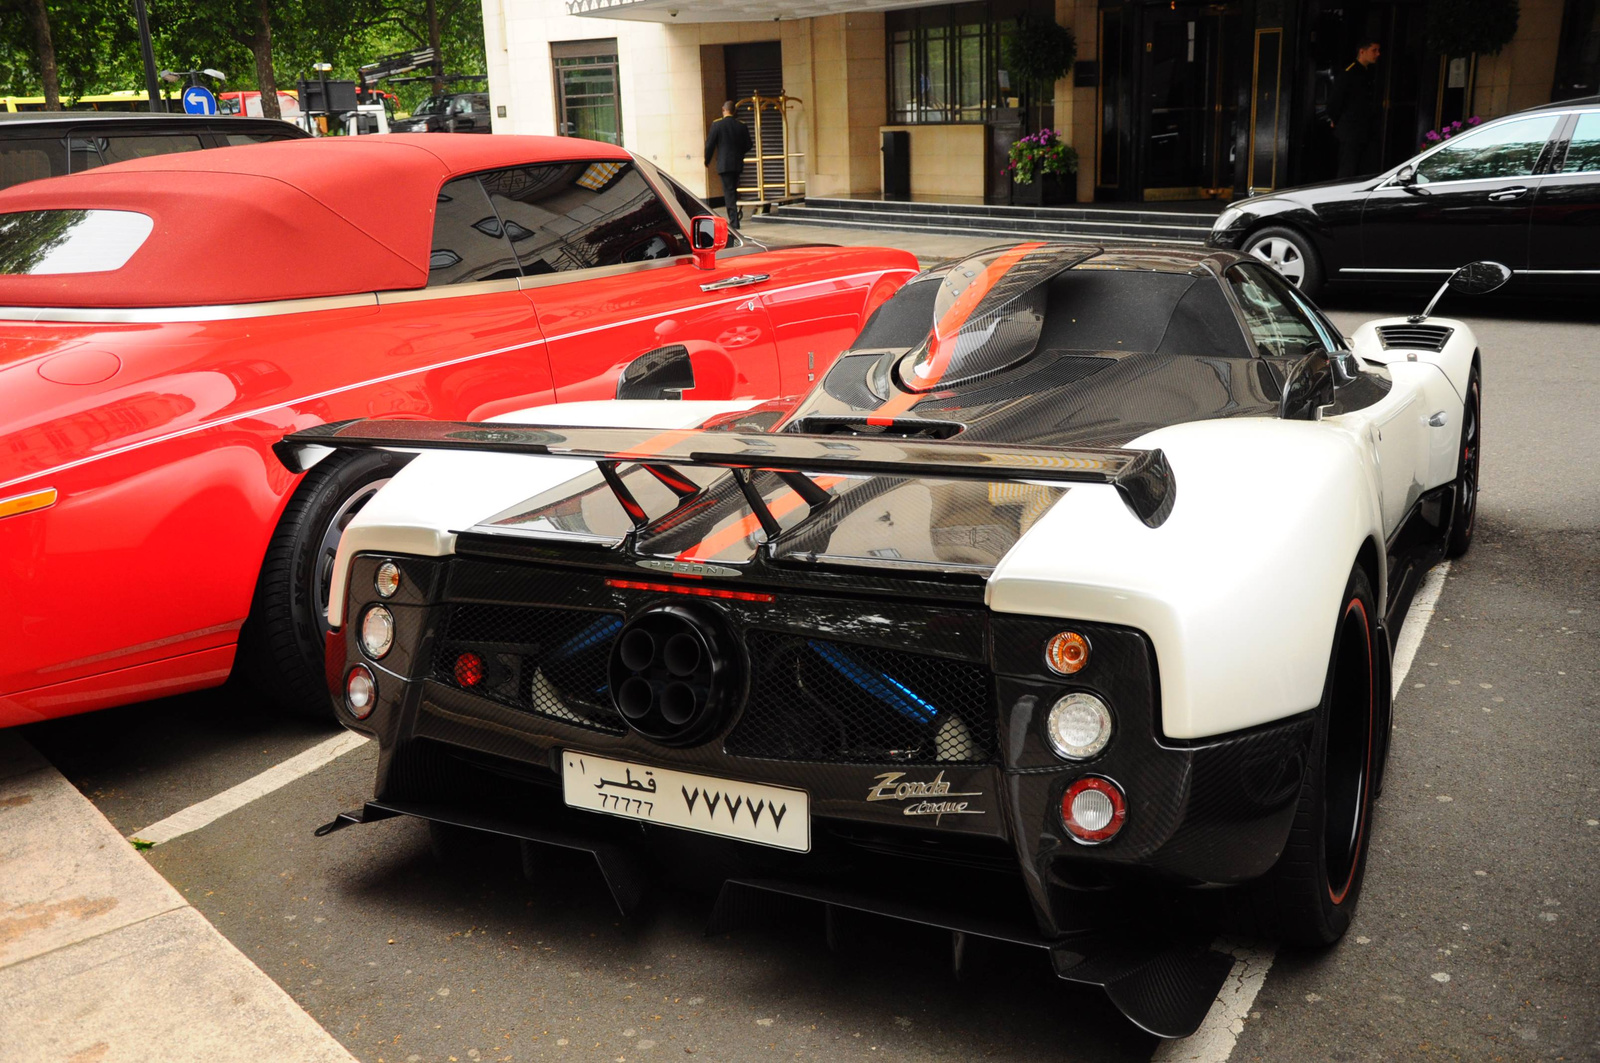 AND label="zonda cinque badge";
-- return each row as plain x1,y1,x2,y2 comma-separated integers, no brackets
866,771,984,824
635,559,743,578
